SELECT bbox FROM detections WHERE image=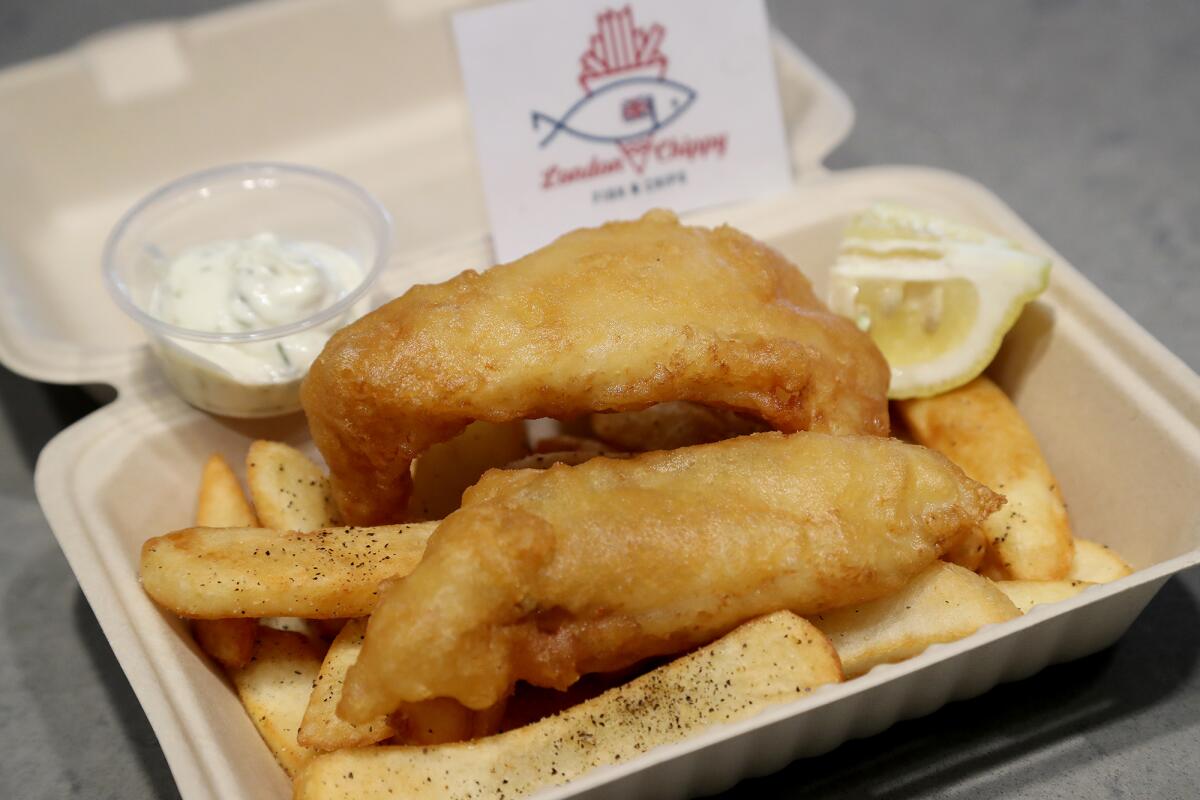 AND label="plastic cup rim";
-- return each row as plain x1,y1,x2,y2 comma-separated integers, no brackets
102,161,393,344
